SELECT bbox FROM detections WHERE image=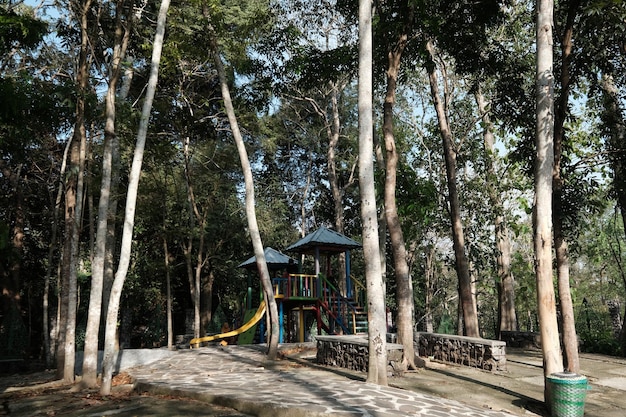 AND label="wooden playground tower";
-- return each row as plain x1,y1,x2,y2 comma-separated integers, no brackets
190,227,367,347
